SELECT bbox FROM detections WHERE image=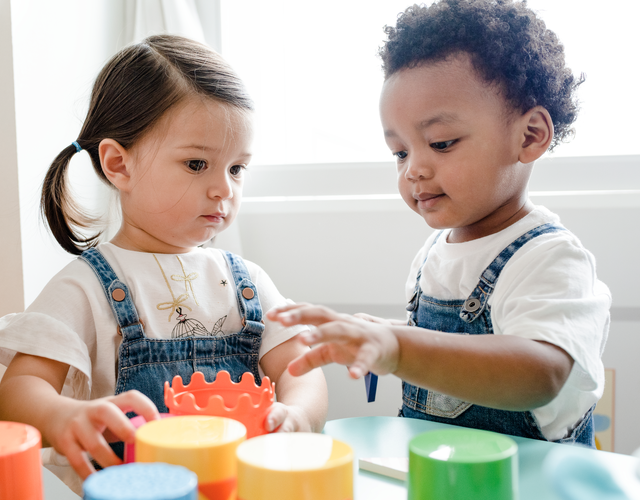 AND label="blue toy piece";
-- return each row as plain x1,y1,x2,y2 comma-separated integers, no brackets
83,462,198,500
365,372,378,403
